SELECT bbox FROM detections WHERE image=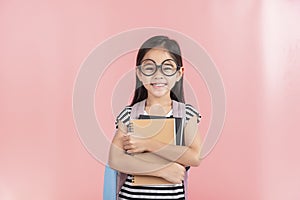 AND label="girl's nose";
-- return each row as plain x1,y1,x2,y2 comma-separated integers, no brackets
153,73,164,80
